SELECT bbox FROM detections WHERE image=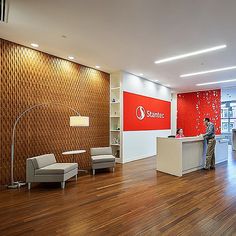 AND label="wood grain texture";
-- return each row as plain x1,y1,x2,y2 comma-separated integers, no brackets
0,38,2,186
0,148,235,235
0,39,110,185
